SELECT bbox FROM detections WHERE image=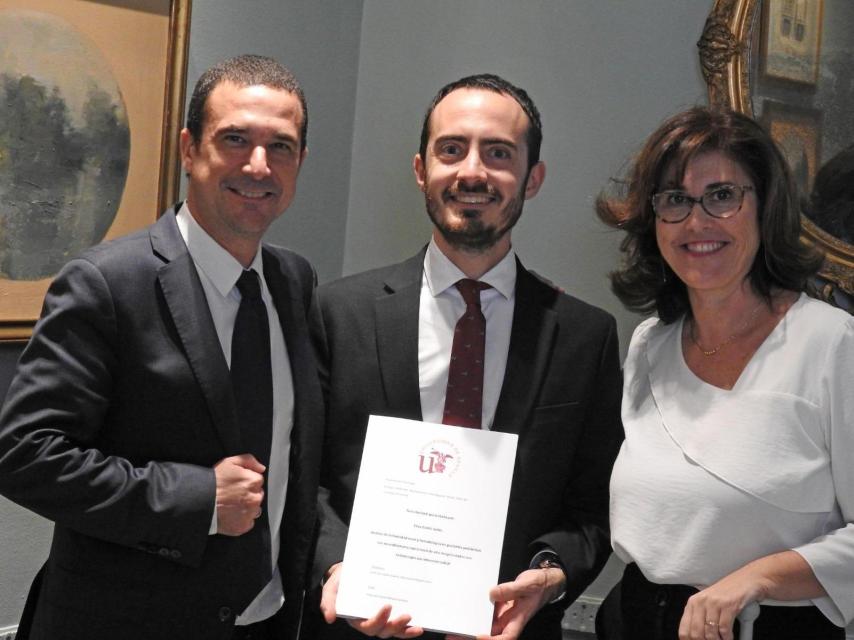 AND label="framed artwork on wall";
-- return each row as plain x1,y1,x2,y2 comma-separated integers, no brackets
761,99,822,195
700,0,854,308
0,0,191,340
760,0,824,85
